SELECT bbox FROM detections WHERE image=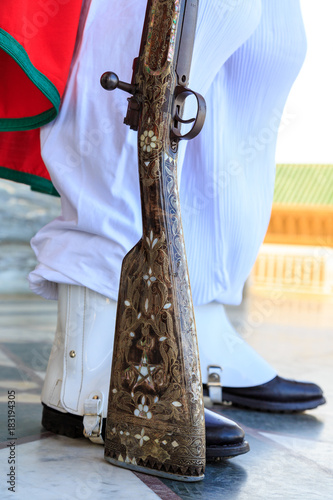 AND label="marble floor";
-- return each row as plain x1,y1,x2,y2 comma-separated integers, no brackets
0,292,332,500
